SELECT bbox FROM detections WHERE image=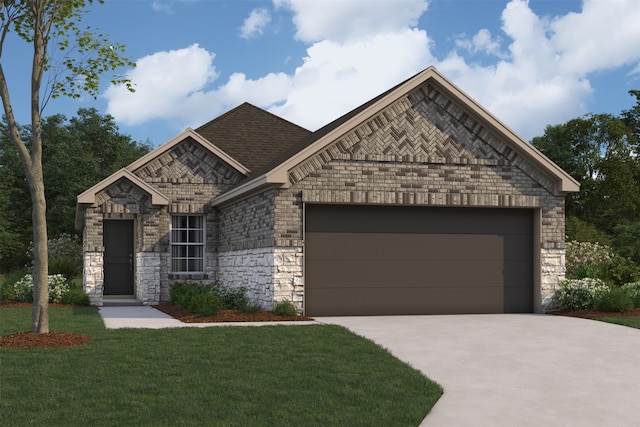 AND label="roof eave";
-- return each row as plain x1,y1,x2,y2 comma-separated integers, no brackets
75,169,170,230
127,128,250,176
